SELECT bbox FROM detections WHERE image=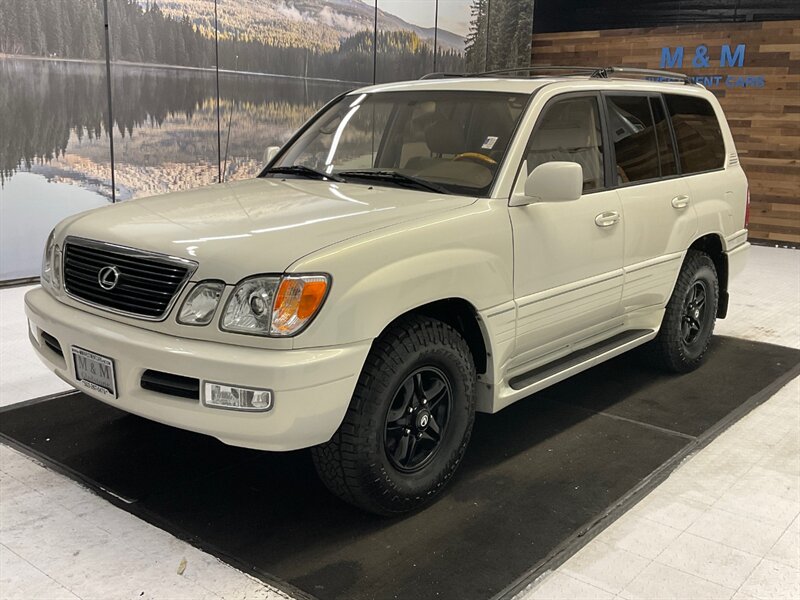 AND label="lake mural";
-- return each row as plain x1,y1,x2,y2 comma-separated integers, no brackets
0,0,534,280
